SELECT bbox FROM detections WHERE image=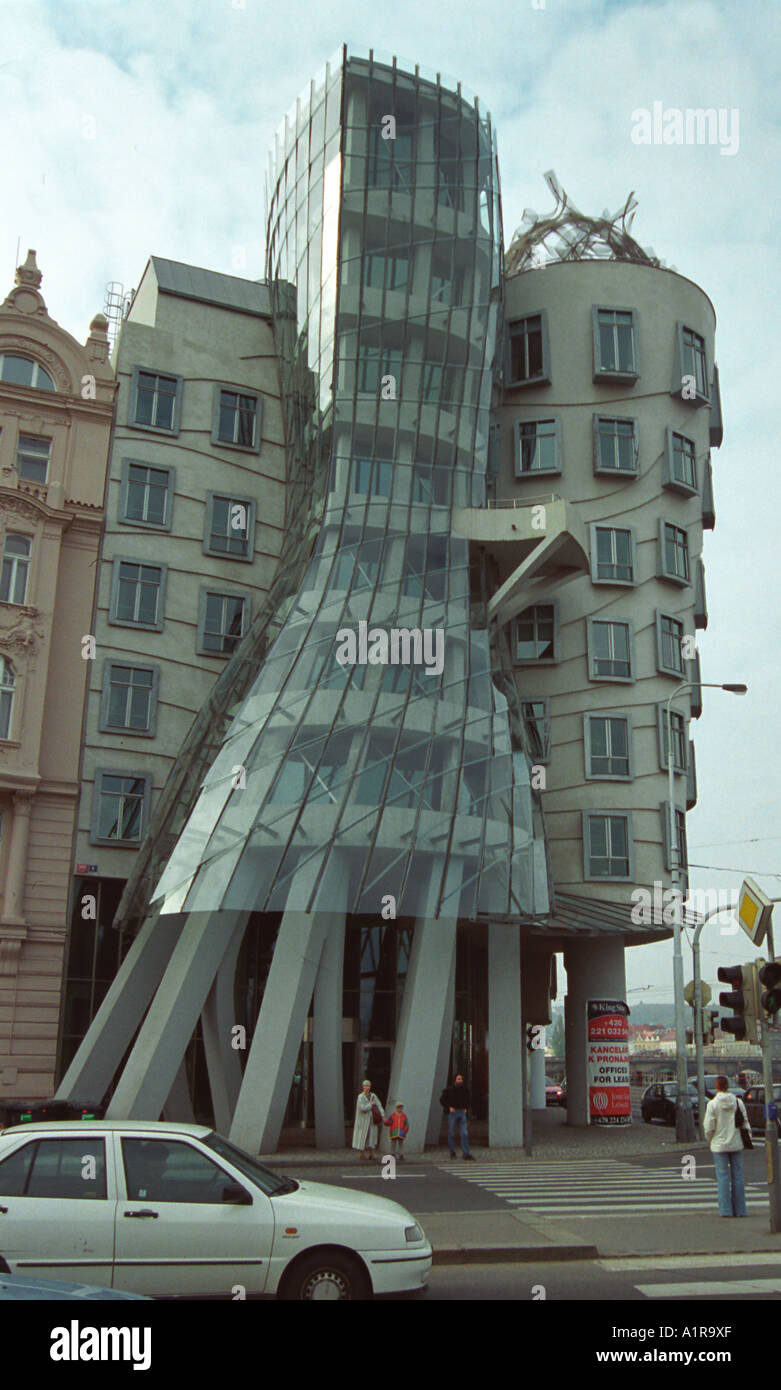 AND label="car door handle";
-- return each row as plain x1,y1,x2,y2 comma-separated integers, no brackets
124,1209,159,1218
